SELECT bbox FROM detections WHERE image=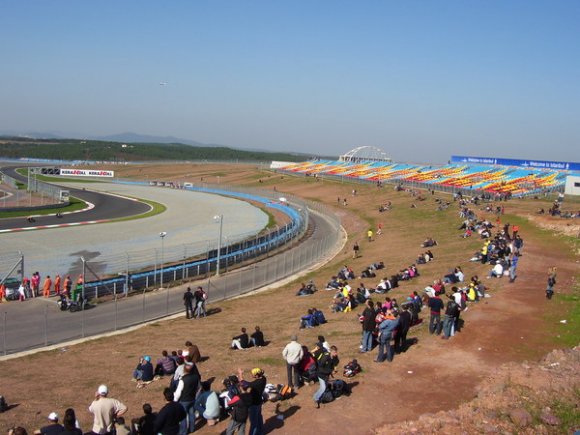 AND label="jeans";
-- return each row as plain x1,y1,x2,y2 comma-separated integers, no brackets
429,313,442,335
313,376,327,403
248,404,264,435
443,315,454,338
361,330,373,352
509,266,517,281
194,301,206,318
132,369,143,380
185,303,194,318
376,334,393,362
179,400,196,434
